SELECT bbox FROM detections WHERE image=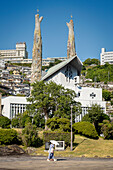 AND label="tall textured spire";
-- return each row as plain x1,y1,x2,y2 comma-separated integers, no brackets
31,10,43,83
66,16,76,59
